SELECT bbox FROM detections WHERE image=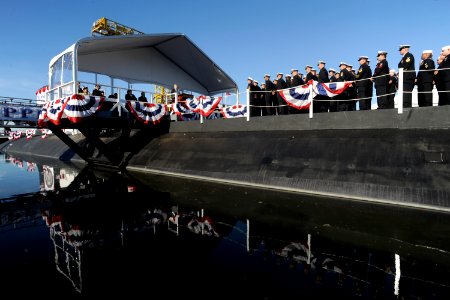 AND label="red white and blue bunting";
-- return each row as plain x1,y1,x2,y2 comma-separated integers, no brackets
127,101,167,125
171,102,199,121
313,81,353,97
278,82,313,110
185,96,222,117
221,104,247,118
64,94,105,123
